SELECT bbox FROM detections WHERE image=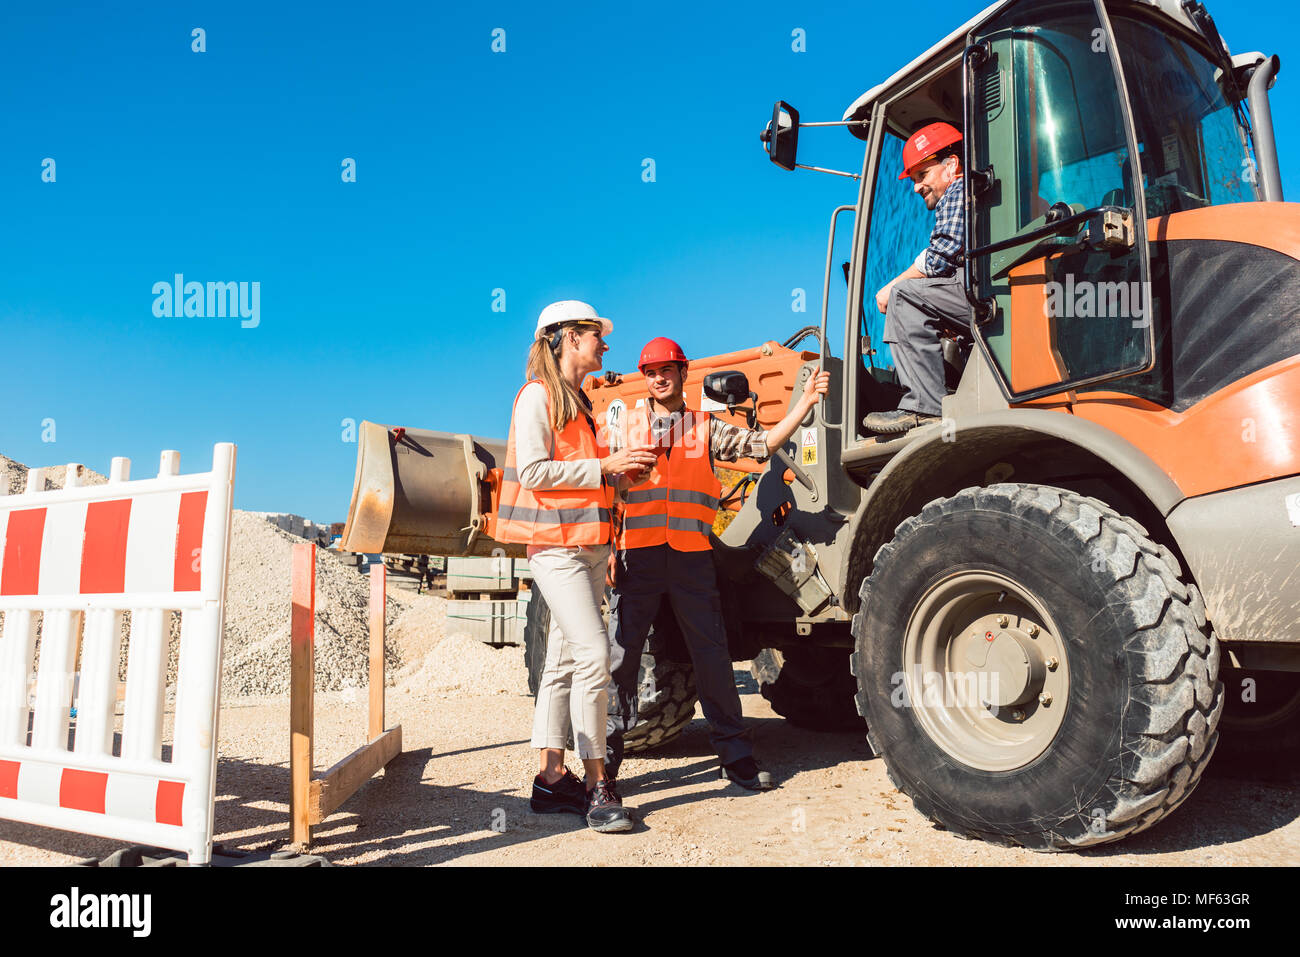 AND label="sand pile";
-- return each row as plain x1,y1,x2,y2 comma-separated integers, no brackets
395,631,528,697
388,594,528,697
